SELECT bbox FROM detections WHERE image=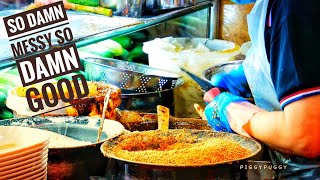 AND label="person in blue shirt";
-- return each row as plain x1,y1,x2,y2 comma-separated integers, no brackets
204,0,320,179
